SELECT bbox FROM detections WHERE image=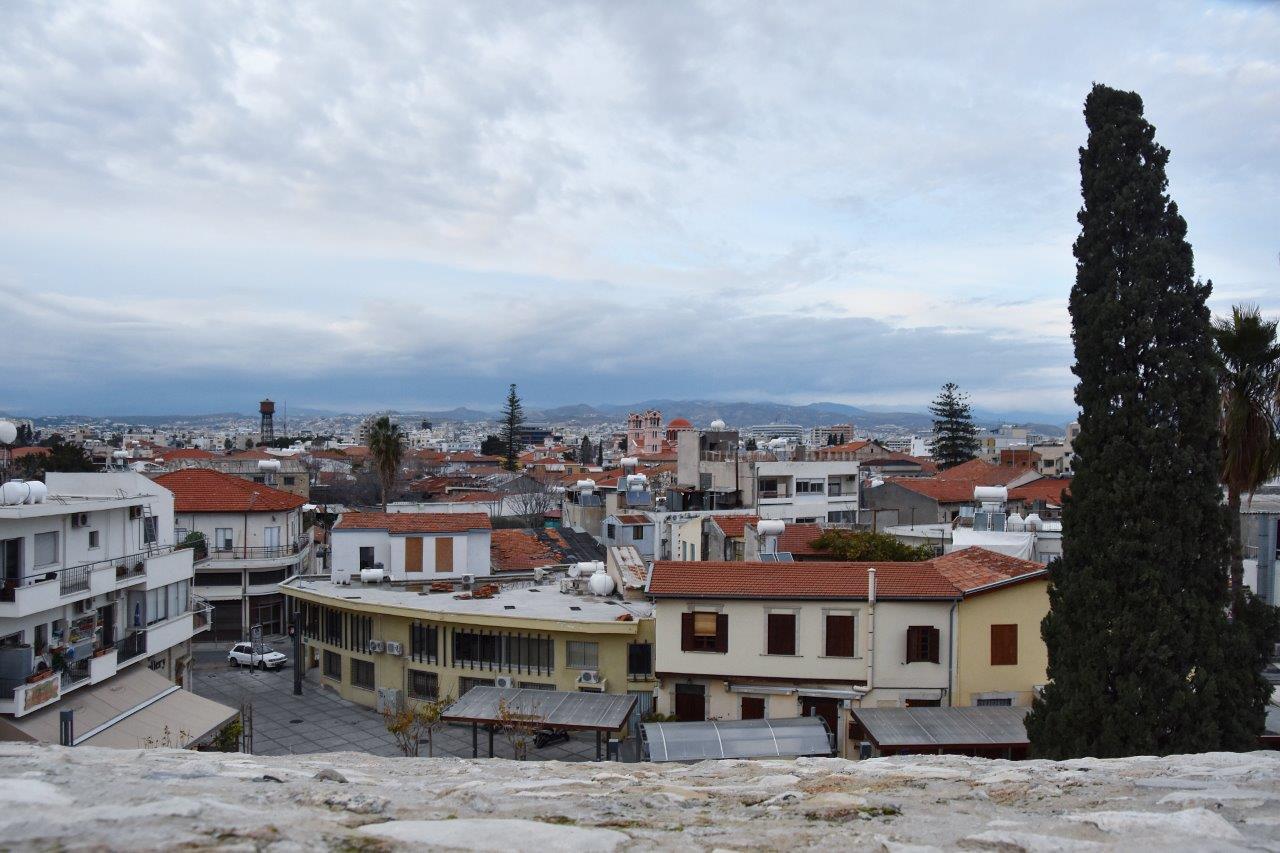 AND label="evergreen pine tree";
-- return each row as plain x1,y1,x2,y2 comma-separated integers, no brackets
927,382,979,469
595,441,603,467
500,384,524,471
578,435,592,465
1026,84,1265,758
